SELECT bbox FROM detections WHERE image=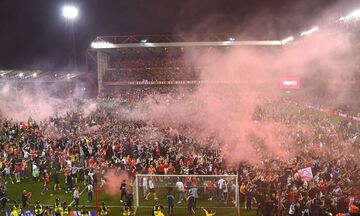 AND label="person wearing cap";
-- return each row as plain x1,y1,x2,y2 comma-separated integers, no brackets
99,202,109,216
34,201,44,216
121,204,131,216
61,202,70,216
12,201,21,216
43,206,53,216
152,199,164,216
10,201,21,216
81,205,88,216
12,201,19,212
54,198,62,216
